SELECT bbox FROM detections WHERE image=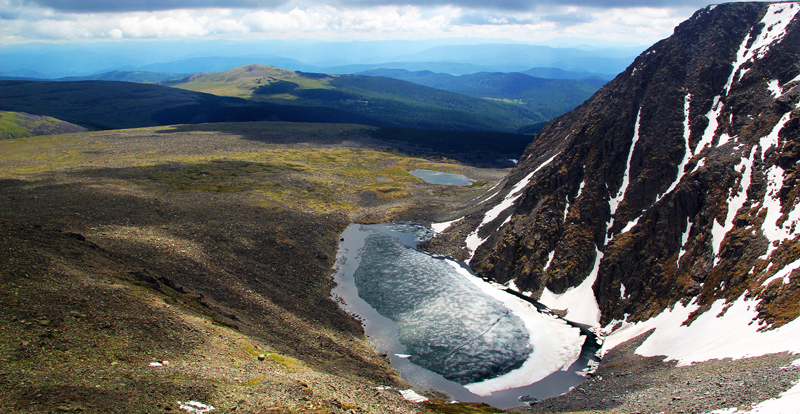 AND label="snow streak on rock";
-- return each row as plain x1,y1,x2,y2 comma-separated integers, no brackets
677,217,693,265
543,249,556,273
712,148,755,265
760,111,792,160
657,94,693,203
762,258,800,287
465,153,558,262
724,3,800,95
609,110,641,218
694,96,723,160
606,109,642,243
